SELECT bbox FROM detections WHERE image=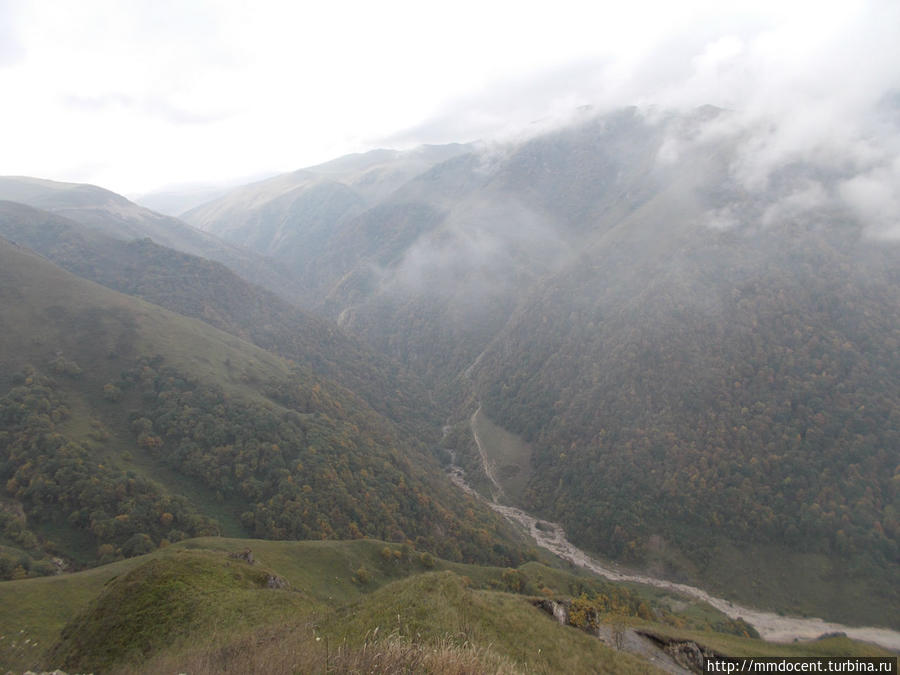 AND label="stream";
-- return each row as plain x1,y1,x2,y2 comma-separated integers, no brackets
446,421,900,651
